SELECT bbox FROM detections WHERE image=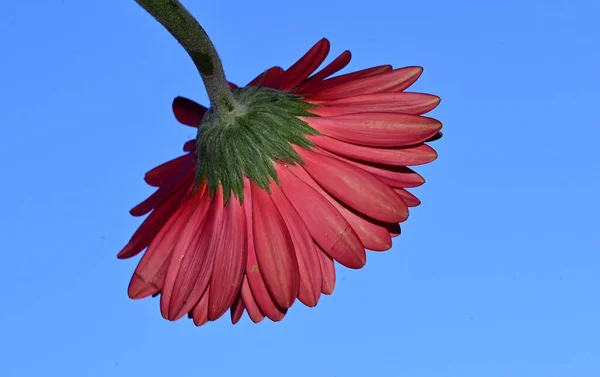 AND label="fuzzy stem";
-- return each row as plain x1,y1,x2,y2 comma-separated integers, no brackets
134,0,235,115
